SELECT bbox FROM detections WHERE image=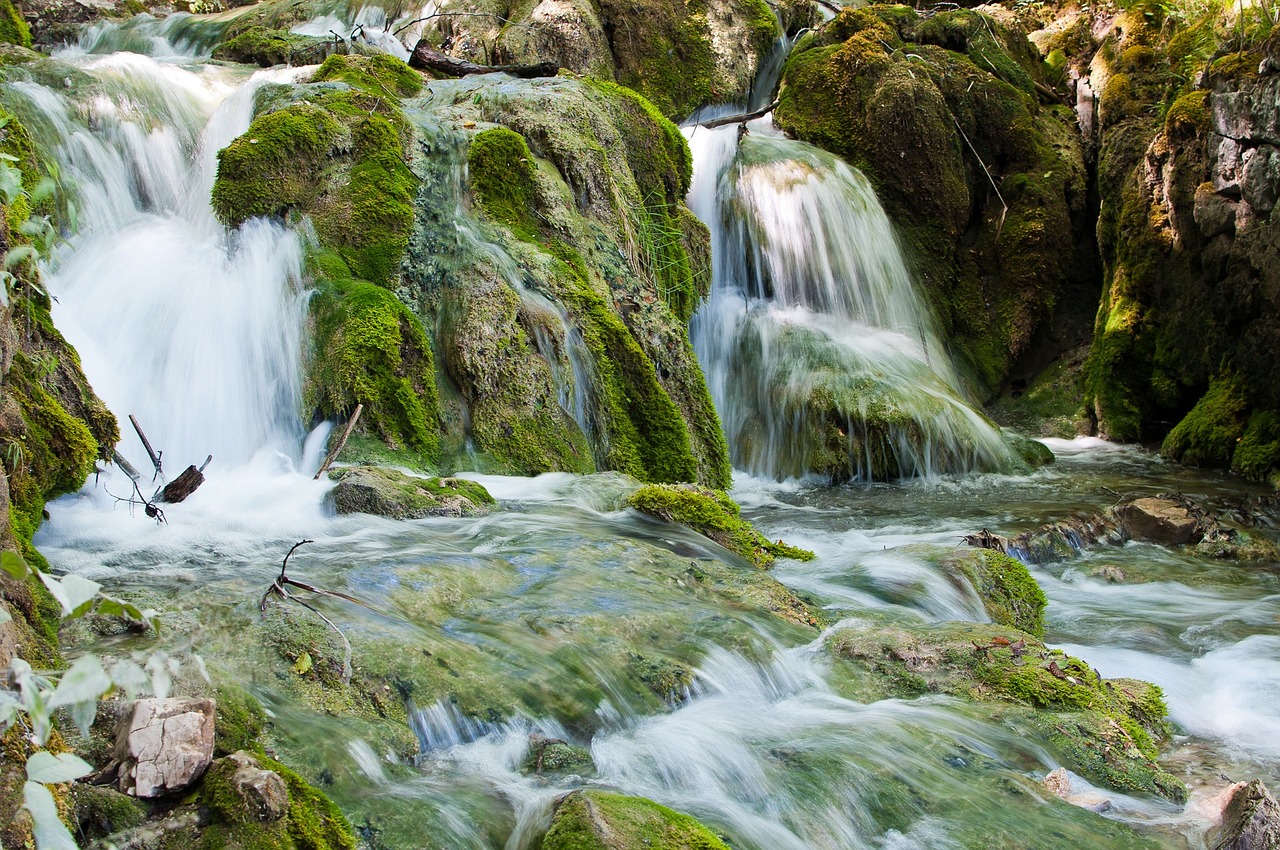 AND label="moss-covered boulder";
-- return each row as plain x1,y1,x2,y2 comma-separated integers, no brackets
941,549,1047,636
829,621,1185,801
775,5,1092,398
522,734,594,777
538,790,729,850
0,0,31,48
627,483,813,568
410,75,730,486
325,465,495,519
